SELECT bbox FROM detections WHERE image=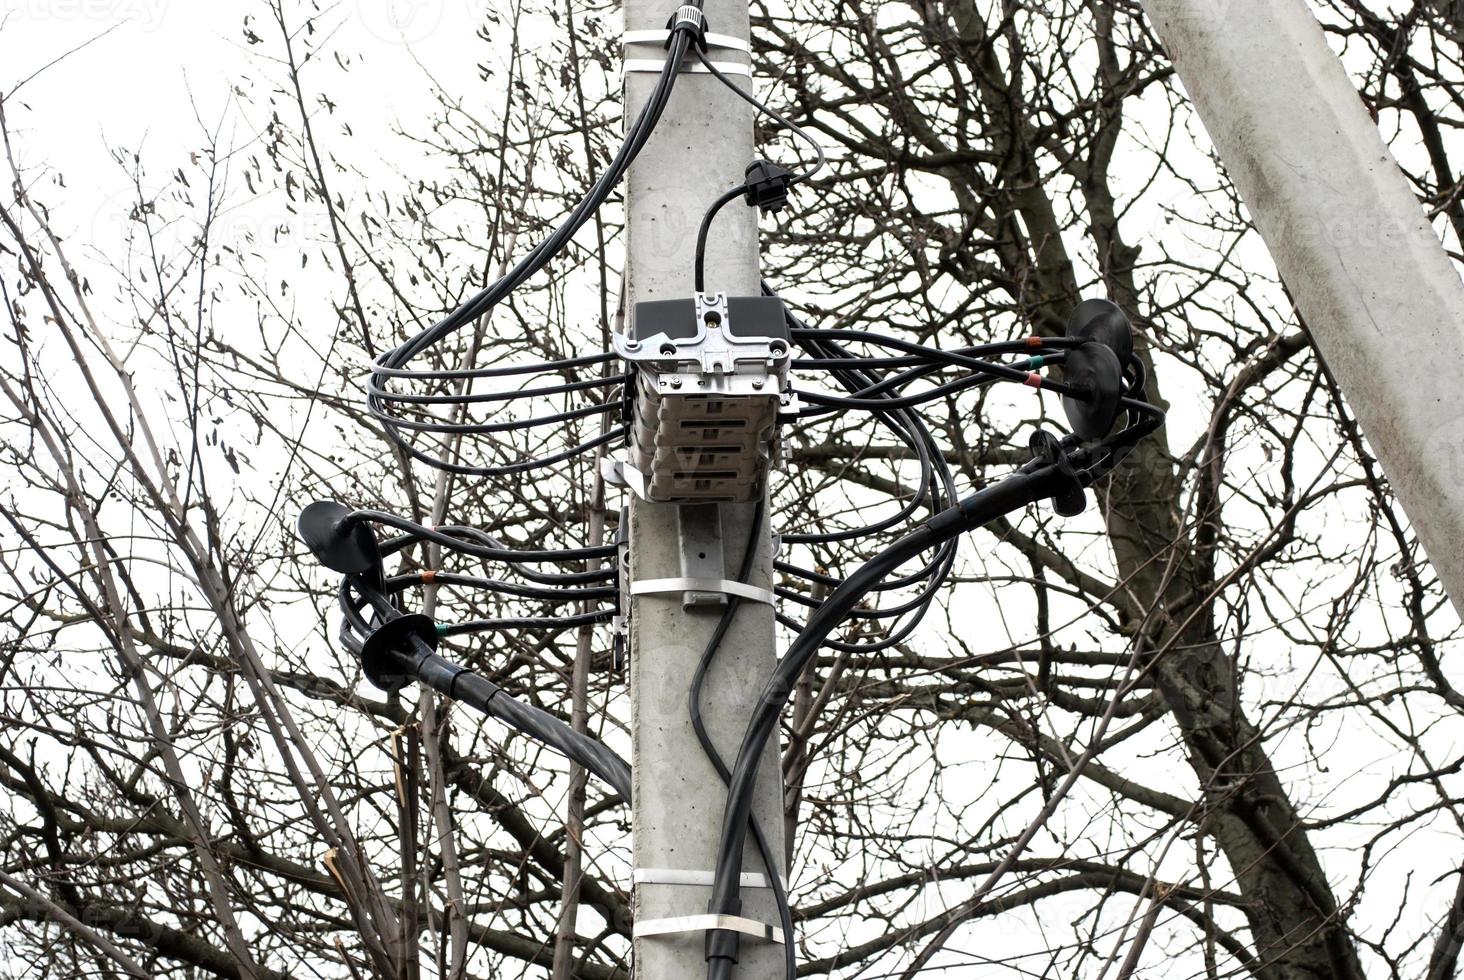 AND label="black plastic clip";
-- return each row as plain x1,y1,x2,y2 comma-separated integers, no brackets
1029,429,1088,518
743,160,794,215
666,4,709,53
